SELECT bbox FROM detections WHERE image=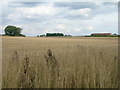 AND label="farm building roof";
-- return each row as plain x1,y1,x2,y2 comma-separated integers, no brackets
91,33,111,35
